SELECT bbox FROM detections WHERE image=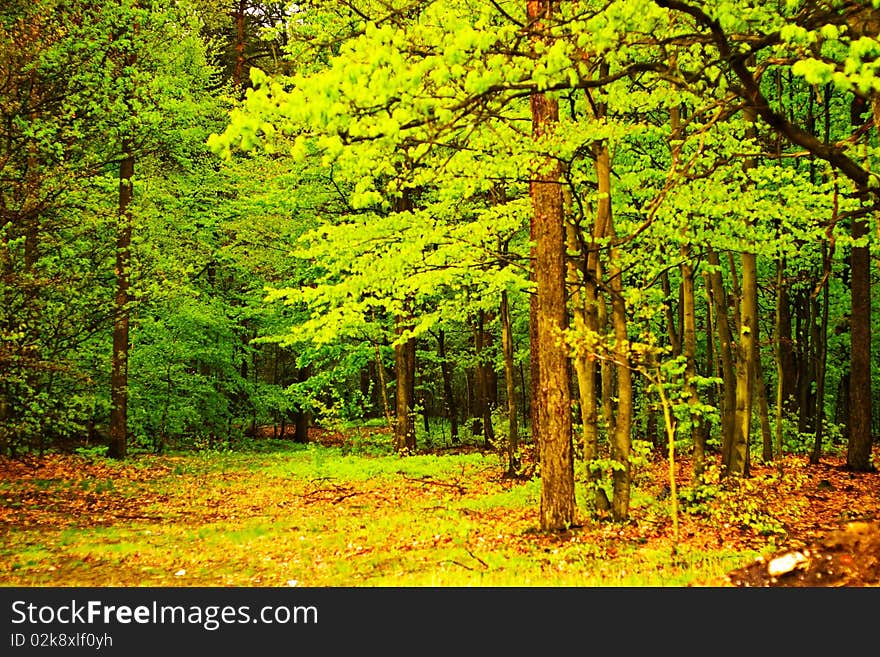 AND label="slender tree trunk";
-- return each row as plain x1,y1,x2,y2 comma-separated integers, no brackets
680,249,705,481
703,270,718,418
754,326,773,462
527,0,575,531
774,259,786,472
811,251,830,464
107,16,139,460
597,267,616,442
660,271,681,358
836,372,850,441
108,145,133,460
842,94,880,472
600,145,632,521
500,292,520,474
795,286,815,433
728,248,756,478
565,213,609,511
707,248,736,469
726,105,759,479
848,214,872,470
777,279,797,410
372,339,393,429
